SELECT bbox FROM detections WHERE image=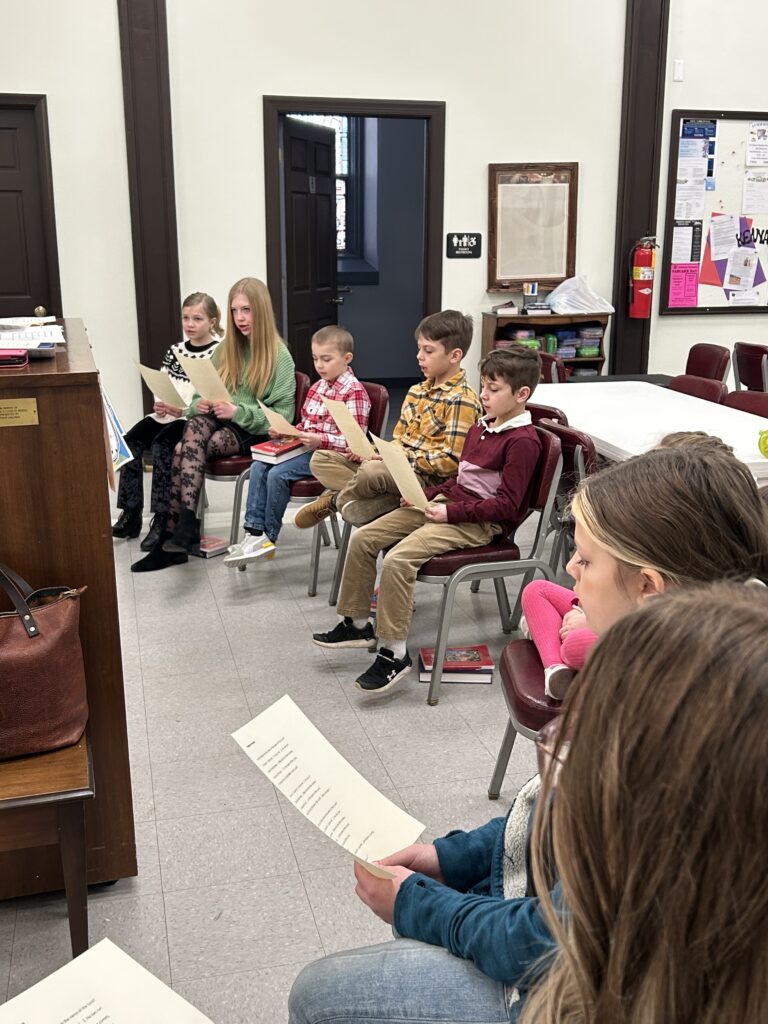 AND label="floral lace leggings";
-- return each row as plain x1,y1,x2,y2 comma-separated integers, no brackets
167,414,241,530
